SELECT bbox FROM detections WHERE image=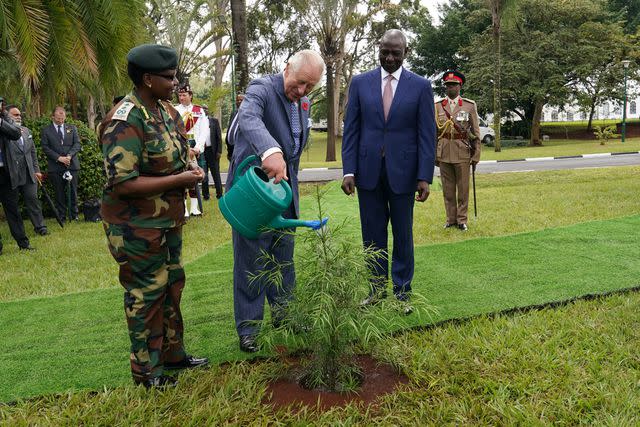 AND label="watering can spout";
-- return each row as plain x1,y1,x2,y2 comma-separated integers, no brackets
269,216,329,231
